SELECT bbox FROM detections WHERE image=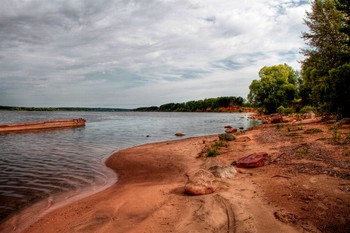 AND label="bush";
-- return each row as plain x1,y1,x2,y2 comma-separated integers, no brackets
207,148,220,157
277,106,285,114
299,105,316,114
277,106,294,115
